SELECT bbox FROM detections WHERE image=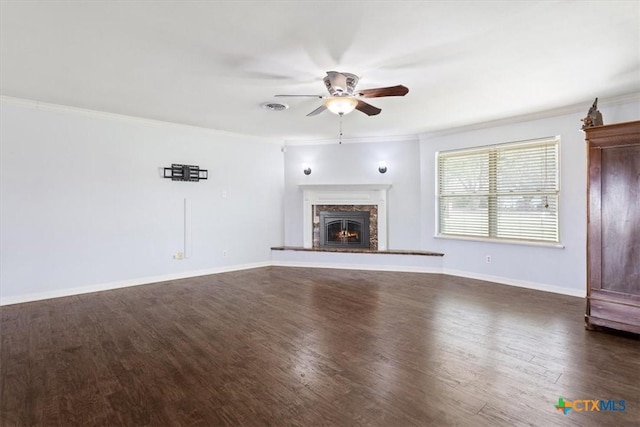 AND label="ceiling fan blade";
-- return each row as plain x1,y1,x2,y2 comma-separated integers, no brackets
275,94,324,98
306,105,328,117
355,100,381,116
357,85,409,98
